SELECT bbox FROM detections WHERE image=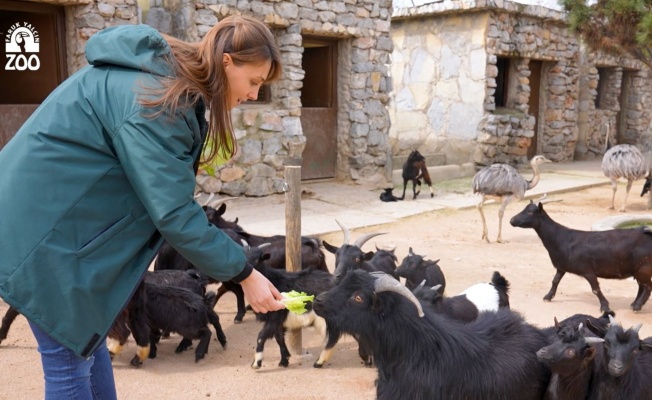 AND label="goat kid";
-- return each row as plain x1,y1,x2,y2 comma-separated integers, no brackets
536,321,605,400
510,201,652,313
395,246,446,292
245,247,338,369
585,315,652,399
379,188,403,202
